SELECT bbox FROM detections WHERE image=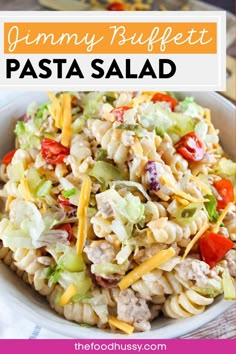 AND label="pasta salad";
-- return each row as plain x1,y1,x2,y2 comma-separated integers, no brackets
0,91,235,334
